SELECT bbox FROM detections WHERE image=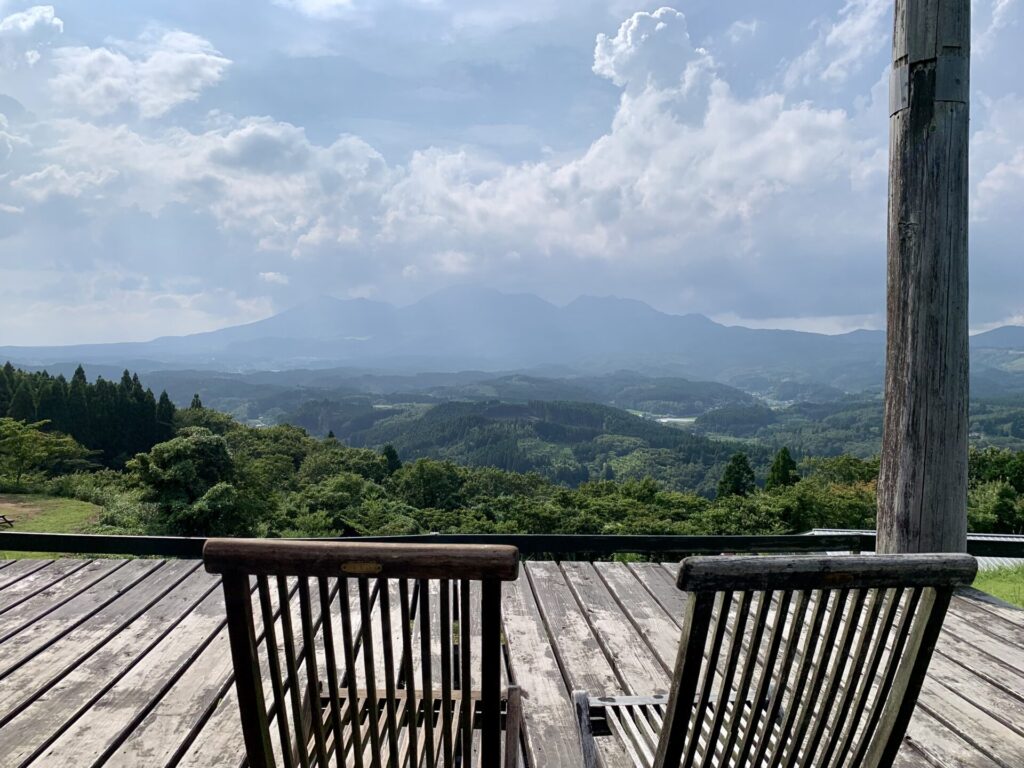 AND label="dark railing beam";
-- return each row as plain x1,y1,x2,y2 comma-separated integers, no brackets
1,531,1021,560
